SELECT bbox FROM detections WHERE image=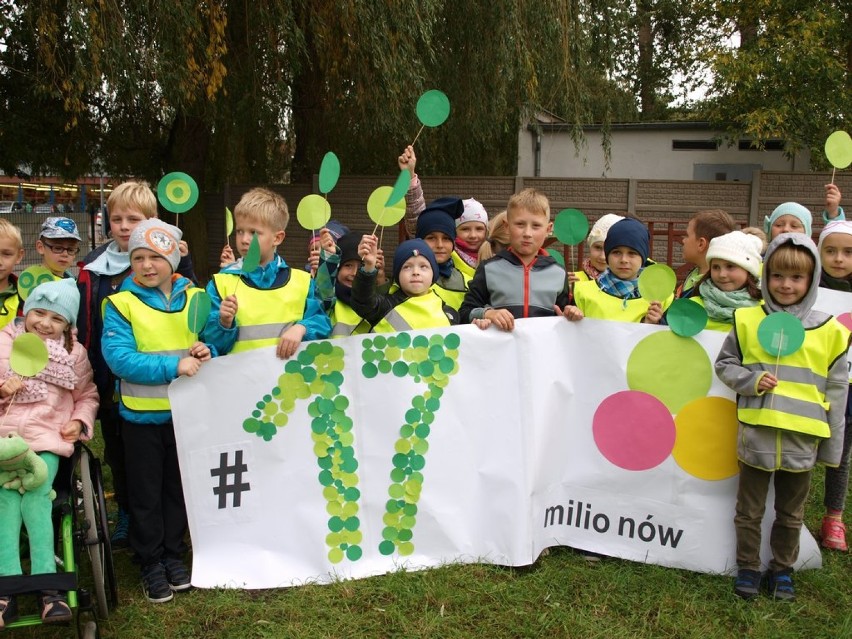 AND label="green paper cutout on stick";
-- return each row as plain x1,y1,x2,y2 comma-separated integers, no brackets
319,152,341,194
416,90,450,127
296,194,332,231
242,234,261,274
386,170,410,208
187,292,212,334
553,208,589,245
825,131,852,169
225,207,234,237
638,264,676,301
367,186,406,227
17,266,57,302
667,298,708,338
546,247,565,267
157,172,199,213
758,312,805,357
10,333,49,378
